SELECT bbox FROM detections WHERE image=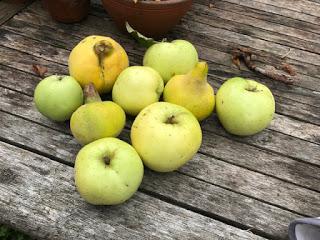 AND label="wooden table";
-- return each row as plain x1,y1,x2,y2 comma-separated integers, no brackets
0,0,319,239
